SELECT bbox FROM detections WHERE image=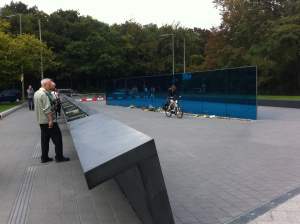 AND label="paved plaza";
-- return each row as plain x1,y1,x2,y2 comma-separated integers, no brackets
0,100,300,224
